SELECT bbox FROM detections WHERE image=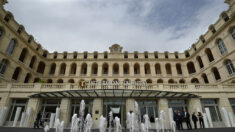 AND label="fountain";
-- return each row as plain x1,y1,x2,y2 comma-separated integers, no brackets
99,115,107,132
13,107,22,127
170,121,176,132
54,107,61,128
154,118,160,132
108,111,113,132
71,114,80,132
49,113,56,128
44,125,50,132
140,123,145,132
79,100,86,131
55,119,64,132
114,117,122,132
143,114,151,132
221,107,231,127
159,110,166,132
84,114,93,132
